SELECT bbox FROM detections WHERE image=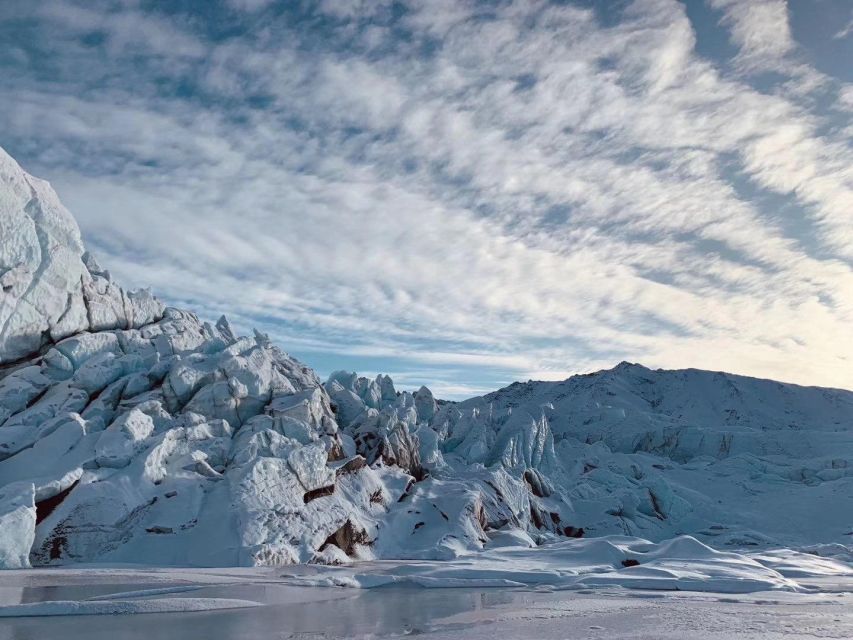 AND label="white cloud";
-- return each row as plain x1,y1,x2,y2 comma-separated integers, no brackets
833,13,853,39
2,0,852,396
225,0,276,13
36,2,206,59
709,0,795,67
317,0,396,20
